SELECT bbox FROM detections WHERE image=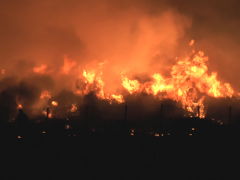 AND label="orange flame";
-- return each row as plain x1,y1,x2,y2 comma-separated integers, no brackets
110,94,124,104
72,42,234,118
33,64,47,74
51,101,58,107
17,104,23,110
28,40,235,119
70,104,77,112
121,76,140,94
42,110,53,119
40,90,51,99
